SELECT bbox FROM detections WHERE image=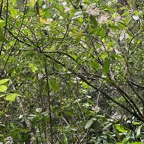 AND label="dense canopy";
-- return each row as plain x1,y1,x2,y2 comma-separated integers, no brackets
0,0,144,143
